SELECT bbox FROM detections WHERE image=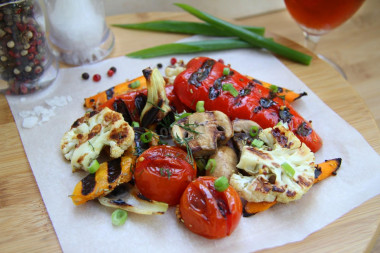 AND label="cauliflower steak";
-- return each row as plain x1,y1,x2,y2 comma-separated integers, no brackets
230,125,315,204
61,107,134,172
